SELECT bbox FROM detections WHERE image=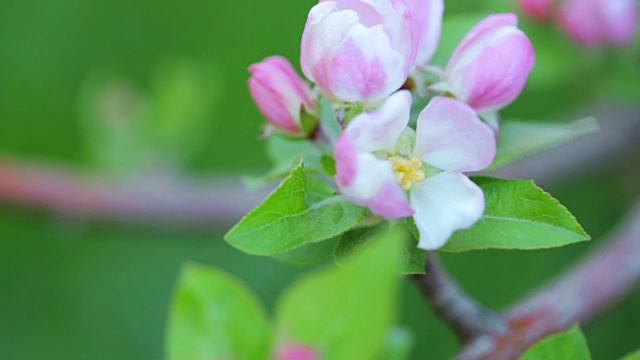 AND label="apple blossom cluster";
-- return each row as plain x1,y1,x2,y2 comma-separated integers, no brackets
248,1,535,250
518,0,639,46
